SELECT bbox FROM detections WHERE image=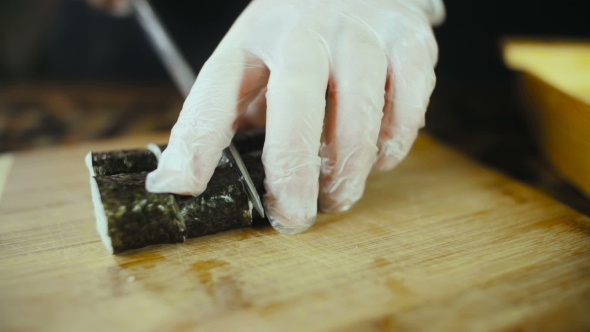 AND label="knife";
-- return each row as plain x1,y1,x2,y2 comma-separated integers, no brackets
131,0,265,218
